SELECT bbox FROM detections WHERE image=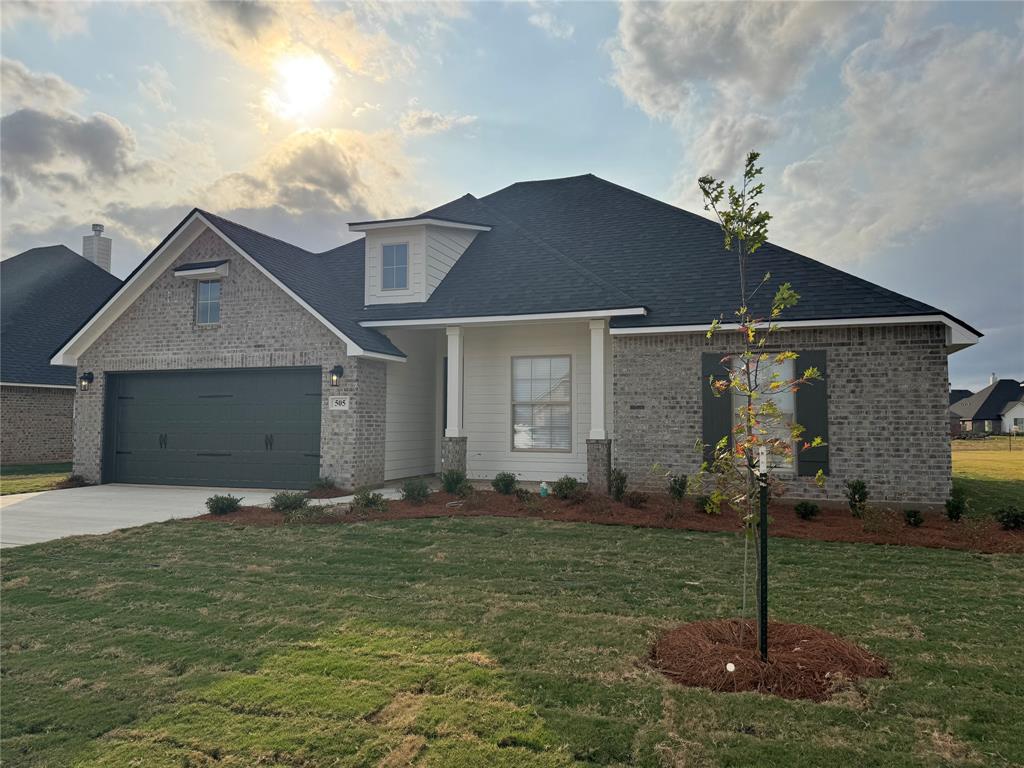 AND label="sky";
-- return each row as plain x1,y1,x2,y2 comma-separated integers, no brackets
1,0,1021,391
